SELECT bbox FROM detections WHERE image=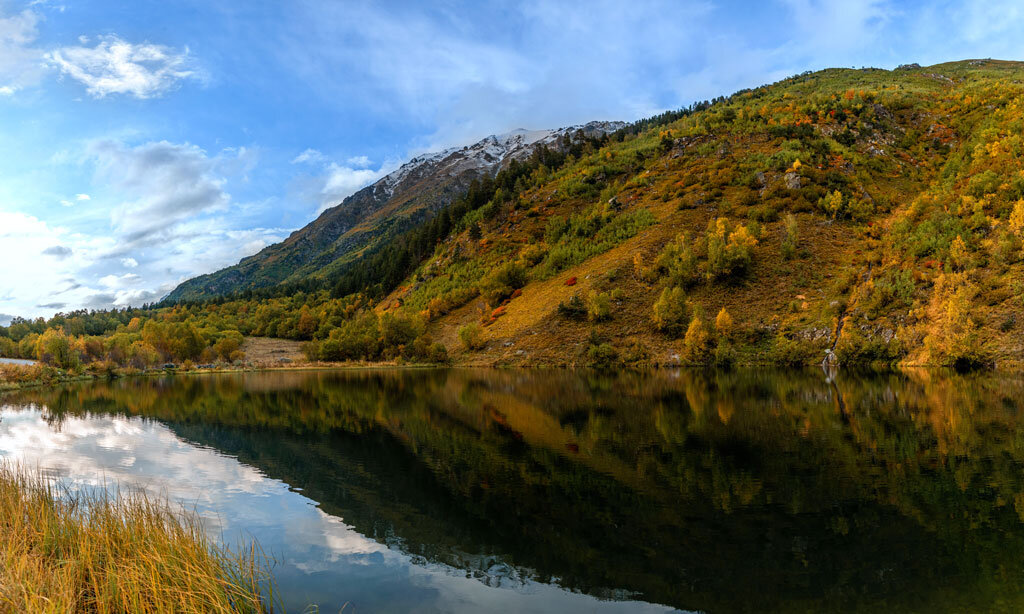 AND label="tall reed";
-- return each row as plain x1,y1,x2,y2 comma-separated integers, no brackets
0,464,275,613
